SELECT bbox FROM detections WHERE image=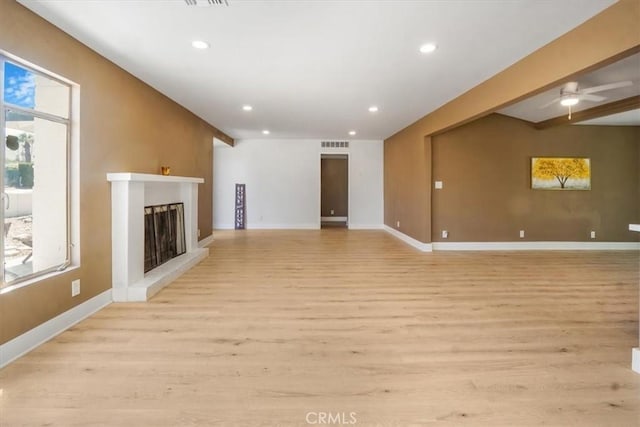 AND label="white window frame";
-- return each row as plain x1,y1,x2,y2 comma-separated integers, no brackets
0,52,78,291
